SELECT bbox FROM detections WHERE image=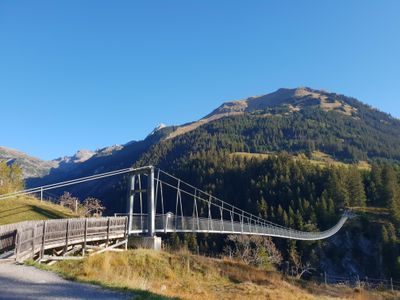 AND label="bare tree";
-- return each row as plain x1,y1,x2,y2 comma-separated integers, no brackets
224,235,282,268
82,197,105,217
291,259,315,279
59,192,80,213
288,247,315,279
